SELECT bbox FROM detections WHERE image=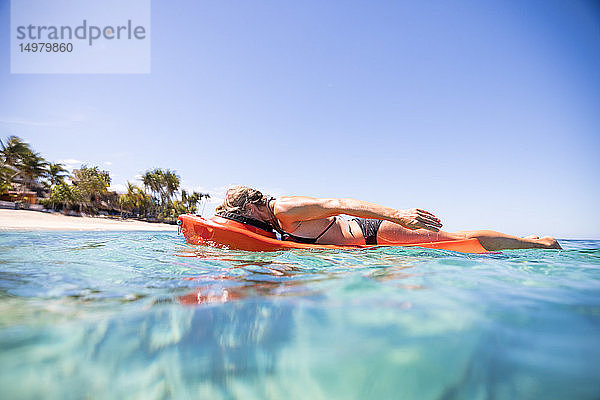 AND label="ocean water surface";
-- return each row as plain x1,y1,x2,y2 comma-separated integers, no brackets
0,231,599,399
